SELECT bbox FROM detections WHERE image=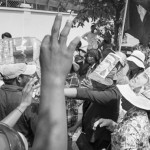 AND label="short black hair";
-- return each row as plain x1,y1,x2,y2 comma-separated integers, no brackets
1,32,12,39
3,78,17,85
91,24,96,28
